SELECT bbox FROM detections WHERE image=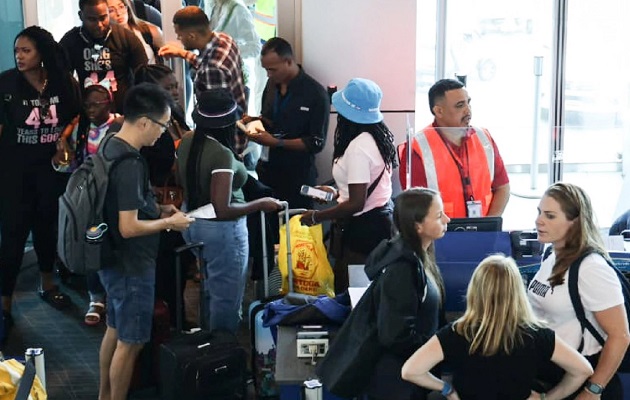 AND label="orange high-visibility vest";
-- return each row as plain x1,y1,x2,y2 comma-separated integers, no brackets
399,126,494,218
